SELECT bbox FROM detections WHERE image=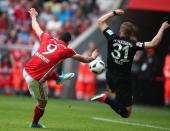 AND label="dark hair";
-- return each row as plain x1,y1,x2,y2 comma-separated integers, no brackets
59,32,71,43
119,22,137,38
